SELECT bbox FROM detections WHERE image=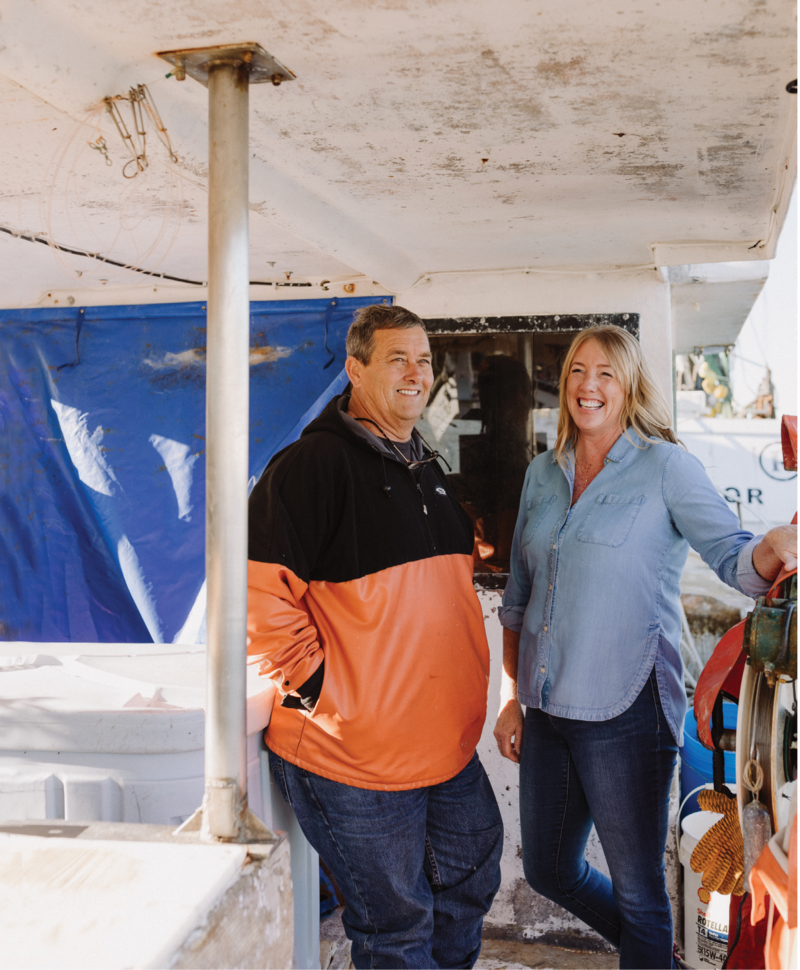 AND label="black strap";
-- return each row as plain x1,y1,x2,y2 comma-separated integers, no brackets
721,891,746,969
323,299,337,369
57,309,85,371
